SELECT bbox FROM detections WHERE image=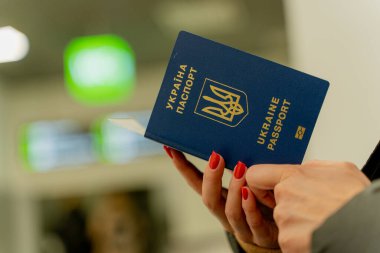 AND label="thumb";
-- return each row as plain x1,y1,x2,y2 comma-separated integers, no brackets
246,164,299,190
245,164,298,208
